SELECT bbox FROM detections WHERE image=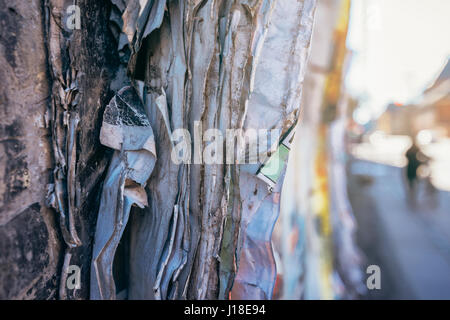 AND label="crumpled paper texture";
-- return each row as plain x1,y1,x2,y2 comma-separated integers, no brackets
94,0,316,300
91,86,156,300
